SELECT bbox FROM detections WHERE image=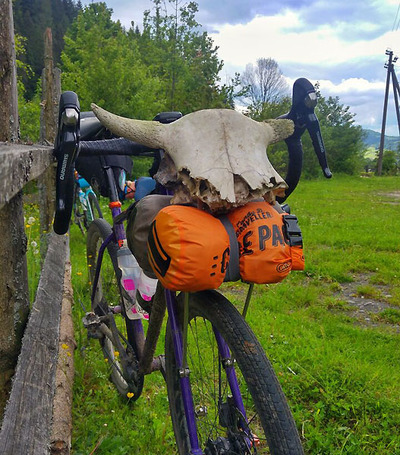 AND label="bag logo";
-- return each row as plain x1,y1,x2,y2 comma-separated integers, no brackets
276,262,291,273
